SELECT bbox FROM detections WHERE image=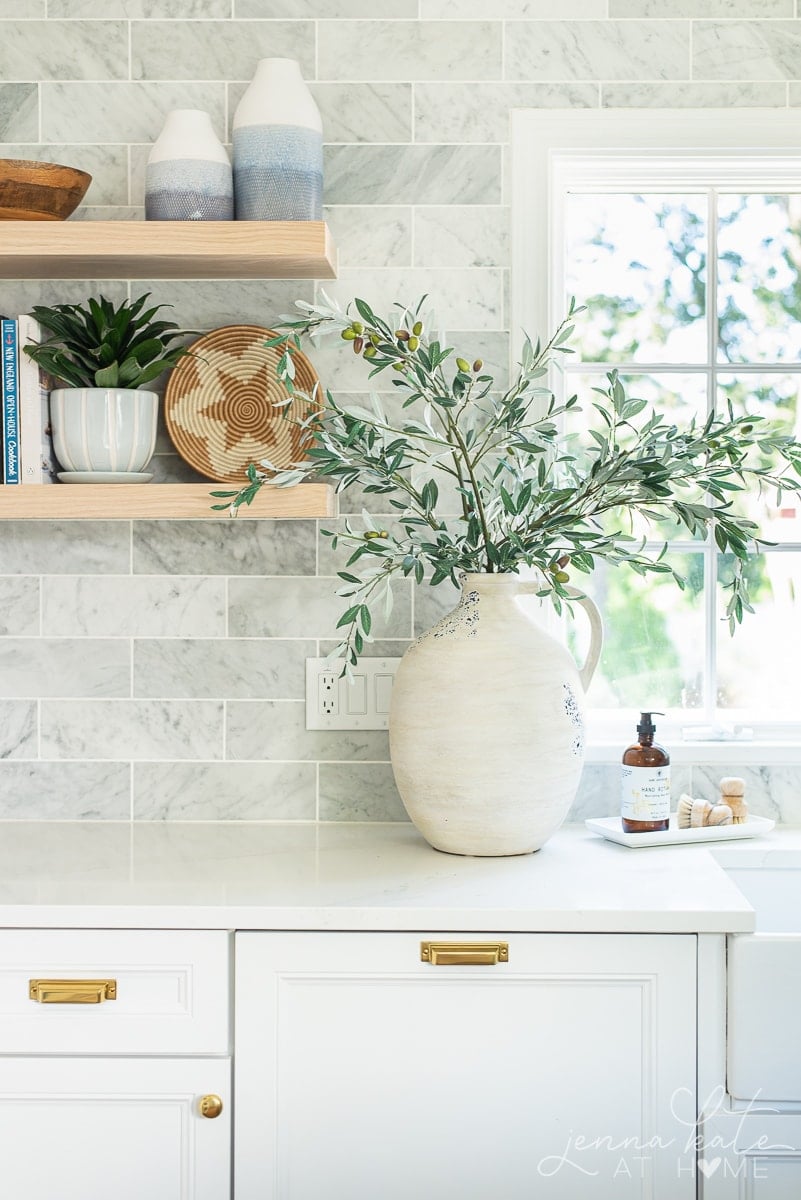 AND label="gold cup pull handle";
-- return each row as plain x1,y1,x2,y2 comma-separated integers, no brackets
420,942,509,966
29,979,117,1004
199,1094,224,1119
